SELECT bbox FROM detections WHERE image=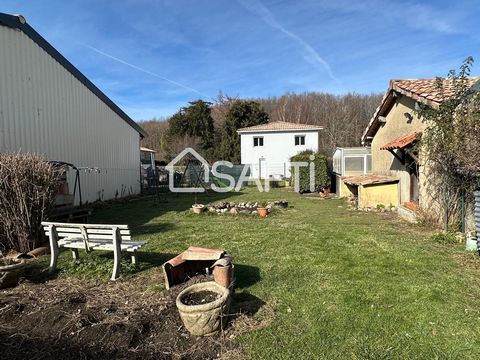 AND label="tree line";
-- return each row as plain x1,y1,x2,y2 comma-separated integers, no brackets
139,91,383,163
